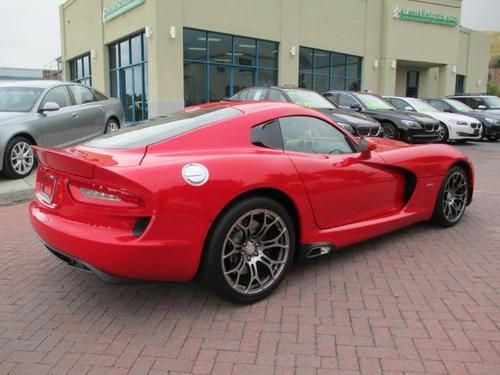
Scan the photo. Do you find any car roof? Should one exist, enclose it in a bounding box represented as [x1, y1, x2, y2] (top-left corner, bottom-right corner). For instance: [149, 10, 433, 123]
[0, 80, 72, 89]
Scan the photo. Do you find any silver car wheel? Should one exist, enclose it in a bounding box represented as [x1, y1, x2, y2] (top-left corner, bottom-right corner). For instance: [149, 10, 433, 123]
[10, 141, 34, 176]
[442, 171, 468, 223]
[437, 125, 446, 141]
[221, 209, 290, 295]
[106, 120, 120, 133]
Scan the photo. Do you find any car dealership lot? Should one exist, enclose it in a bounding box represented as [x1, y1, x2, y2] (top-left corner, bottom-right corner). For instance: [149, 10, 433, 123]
[0, 142, 499, 374]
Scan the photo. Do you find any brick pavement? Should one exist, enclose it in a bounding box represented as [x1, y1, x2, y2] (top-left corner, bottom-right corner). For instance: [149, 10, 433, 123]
[0, 142, 499, 374]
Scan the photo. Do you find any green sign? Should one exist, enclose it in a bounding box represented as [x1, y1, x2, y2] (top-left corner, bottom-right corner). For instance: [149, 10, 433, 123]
[393, 6, 458, 27]
[103, 0, 145, 23]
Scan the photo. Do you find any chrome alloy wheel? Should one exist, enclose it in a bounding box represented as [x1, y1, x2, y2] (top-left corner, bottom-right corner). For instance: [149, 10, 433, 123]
[106, 120, 120, 133]
[437, 125, 446, 141]
[10, 141, 34, 176]
[382, 124, 397, 139]
[221, 209, 290, 295]
[442, 171, 468, 223]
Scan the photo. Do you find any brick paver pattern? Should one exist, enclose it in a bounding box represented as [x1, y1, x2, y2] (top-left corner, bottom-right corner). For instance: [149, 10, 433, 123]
[0, 143, 499, 375]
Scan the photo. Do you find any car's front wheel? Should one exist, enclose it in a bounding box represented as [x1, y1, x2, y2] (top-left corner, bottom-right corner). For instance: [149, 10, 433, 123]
[2, 136, 36, 179]
[430, 166, 470, 227]
[202, 196, 295, 304]
[437, 123, 449, 142]
[381, 122, 398, 140]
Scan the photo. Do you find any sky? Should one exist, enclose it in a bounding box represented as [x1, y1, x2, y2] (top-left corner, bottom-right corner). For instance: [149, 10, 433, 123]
[0, 0, 499, 70]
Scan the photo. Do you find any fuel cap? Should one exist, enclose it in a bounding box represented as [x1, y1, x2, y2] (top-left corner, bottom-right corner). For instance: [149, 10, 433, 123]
[182, 163, 209, 186]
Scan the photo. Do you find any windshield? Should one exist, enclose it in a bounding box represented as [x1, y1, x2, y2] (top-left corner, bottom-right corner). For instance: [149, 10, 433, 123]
[444, 99, 473, 112]
[407, 98, 439, 112]
[483, 96, 500, 109]
[356, 93, 395, 110]
[85, 106, 242, 149]
[284, 89, 335, 109]
[0, 87, 43, 112]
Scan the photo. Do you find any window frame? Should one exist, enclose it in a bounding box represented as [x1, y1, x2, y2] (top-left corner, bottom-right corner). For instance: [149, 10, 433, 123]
[299, 47, 362, 93]
[69, 53, 92, 86]
[38, 85, 74, 110]
[278, 115, 357, 156]
[183, 28, 279, 106]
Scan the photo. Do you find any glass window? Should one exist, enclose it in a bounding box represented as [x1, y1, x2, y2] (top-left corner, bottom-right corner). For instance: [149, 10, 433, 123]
[93, 90, 108, 101]
[85, 107, 242, 149]
[338, 93, 359, 108]
[268, 89, 286, 102]
[41, 86, 72, 108]
[0, 87, 43, 112]
[280, 116, 353, 155]
[299, 47, 362, 93]
[183, 29, 206, 61]
[258, 40, 278, 69]
[209, 65, 231, 101]
[245, 88, 267, 100]
[184, 63, 206, 107]
[356, 93, 395, 110]
[120, 39, 130, 66]
[131, 34, 142, 64]
[235, 37, 256, 66]
[234, 67, 255, 94]
[444, 99, 472, 112]
[284, 89, 335, 109]
[69, 53, 92, 86]
[69, 85, 95, 105]
[109, 32, 148, 122]
[183, 28, 278, 105]
[209, 33, 232, 63]
[387, 97, 409, 111]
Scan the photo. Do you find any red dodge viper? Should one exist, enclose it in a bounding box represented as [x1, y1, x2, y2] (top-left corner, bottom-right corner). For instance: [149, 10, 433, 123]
[30, 101, 474, 303]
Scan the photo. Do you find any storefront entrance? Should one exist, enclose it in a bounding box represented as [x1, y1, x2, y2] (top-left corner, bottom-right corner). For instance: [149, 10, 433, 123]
[406, 71, 419, 97]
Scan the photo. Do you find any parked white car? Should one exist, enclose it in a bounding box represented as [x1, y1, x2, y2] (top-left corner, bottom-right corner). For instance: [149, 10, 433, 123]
[384, 96, 482, 142]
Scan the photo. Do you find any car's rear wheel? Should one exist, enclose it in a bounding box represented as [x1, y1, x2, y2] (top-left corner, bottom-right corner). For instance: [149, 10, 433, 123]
[202, 196, 295, 304]
[2, 136, 36, 179]
[437, 123, 449, 142]
[381, 122, 398, 140]
[430, 166, 469, 227]
[105, 118, 120, 134]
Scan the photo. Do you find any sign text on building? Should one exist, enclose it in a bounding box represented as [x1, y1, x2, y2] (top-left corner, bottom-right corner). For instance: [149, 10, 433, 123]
[103, 0, 145, 23]
[393, 6, 458, 27]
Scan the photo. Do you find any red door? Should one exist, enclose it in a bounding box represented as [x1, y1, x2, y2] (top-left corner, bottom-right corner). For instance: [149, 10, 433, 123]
[279, 115, 405, 229]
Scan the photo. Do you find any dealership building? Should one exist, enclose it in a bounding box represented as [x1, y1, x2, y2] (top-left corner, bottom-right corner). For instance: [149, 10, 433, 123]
[60, 0, 490, 123]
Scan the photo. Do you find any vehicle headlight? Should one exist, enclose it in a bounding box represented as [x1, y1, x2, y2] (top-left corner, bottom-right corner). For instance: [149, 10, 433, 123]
[401, 120, 421, 128]
[484, 117, 500, 125]
[337, 122, 354, 134]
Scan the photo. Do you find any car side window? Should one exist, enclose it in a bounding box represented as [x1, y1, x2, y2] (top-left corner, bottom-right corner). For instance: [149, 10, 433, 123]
[268, 89, 287, 102]
[338, 93, 358, 108]
[251, 120, 283, 149]
[40, 86, 72, 108]
[388, 98, 409, 111]
[325, 93, 339, 105]
[93, 89, 108, 101]
[247, 88, 266, 101]
[430, 100, 450, 112]
[69, 85, 96, 105]
[279, 116, 354, 155]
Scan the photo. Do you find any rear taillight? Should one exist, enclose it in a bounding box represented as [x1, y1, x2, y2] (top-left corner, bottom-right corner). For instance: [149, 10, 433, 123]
[68, 181, 145, 208]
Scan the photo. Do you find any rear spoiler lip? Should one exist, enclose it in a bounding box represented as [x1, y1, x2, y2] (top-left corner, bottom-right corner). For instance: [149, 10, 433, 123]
[33, 146, 95, 179]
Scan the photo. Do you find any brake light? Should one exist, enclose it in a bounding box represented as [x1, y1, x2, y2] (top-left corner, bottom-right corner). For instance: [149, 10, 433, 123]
[68, 181, 145, 208]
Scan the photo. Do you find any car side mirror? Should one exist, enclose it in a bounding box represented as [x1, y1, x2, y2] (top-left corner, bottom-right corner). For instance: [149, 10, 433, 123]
[350, 103, 362, 112]
[477, 105, 487, 110]
[40, 102, 60, 113]
[358, 137, 377, 158]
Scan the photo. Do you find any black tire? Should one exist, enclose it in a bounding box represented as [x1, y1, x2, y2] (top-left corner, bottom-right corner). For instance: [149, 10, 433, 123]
[201, 196, 296, 304]
[430, 166, 469, 227]
[381, 122, 399, 140]
[105, 118, 120, 134]
[2, 136, 36, 179]
[488, 136, 498, 142]
[437, 123, 449, 143]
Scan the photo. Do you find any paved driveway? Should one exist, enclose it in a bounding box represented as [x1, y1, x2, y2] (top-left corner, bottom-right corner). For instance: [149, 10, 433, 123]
[0, 142, 499, 375]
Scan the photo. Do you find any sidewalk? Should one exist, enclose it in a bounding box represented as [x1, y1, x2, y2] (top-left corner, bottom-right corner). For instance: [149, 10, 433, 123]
[0, 171, 36, 206]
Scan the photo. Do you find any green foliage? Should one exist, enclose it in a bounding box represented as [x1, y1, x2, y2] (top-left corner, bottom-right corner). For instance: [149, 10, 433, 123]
[487, 82, 499, 96]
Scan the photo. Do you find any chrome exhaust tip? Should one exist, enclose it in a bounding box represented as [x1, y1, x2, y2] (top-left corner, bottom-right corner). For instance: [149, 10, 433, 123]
[305, 245, 332, 259]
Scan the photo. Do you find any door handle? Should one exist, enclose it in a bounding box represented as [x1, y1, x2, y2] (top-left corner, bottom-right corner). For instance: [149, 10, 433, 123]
[99, 107, 104, 111]
[72, 112, 79, 118]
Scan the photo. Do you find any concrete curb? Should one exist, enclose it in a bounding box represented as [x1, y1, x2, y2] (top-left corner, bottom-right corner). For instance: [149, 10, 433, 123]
[0, 172, 36, 207]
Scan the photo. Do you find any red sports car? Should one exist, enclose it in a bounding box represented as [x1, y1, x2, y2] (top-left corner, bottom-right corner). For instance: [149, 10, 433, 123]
[30, 101, 474, 304]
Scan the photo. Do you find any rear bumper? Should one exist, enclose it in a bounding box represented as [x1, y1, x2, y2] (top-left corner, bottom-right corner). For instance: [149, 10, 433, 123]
[30, 201, 204, 282]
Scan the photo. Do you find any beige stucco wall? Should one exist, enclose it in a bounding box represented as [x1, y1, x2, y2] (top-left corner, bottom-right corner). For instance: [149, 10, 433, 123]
[60, 0, 490, 118]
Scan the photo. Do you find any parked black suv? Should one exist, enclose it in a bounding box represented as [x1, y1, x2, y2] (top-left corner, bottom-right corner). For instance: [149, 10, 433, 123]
[230, 87, 382, 137]
[424, 98, 500, 141]
[323, 91, 441, 143]
[447, 95, 500, 115]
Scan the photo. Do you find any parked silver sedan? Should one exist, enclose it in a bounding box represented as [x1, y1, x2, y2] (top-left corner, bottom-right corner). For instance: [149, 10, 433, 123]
[0, 80, 124, 179]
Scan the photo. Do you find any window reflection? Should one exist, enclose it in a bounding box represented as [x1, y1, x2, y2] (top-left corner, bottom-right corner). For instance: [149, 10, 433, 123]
[69, 53, 92, 86]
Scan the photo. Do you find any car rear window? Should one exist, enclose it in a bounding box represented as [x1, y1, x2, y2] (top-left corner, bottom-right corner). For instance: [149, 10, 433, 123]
[84, 106, 242, 149]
